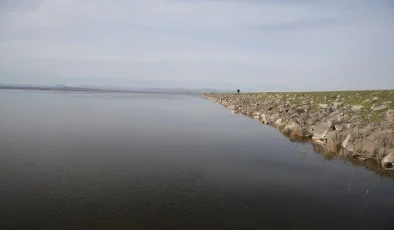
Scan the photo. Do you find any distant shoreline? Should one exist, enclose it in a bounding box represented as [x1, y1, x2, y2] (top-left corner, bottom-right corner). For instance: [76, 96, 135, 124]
[205, 90, 394, 172]
[0, 86, 212, 95]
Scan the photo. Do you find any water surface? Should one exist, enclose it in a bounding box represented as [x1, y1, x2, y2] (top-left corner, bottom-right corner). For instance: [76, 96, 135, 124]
[0, 90, 393, 230]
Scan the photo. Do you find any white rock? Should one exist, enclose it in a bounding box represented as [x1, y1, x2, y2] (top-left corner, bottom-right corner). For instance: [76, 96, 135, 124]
[313, 121, 333, 140]
[333, 102, 343, 109]
[382, 152, 394, 171]
[260, 114, 268, 124]
[373, 105, 389, 112]
[275, 118, 283, 126]
[342, 134, 354, 152]
[351, 105, 364, 111]
[319, 104, 328, 109]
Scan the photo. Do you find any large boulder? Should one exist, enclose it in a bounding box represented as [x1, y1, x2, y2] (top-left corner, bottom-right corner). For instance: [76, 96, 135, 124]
[372, 105, 389, 112]
[351, 105, 364, 111]
[332, 102, 343, 109]
[275, 118, 284, 127]
[319, 104, 328, 109]
[313, 121, 334, 140]
[382, 152, 394, 171]
[341, 134, 353, 152]
[260, 114, 268, 124]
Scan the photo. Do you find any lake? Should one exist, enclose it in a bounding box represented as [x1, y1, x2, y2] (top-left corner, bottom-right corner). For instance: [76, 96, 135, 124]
[0, 90, 393, 230]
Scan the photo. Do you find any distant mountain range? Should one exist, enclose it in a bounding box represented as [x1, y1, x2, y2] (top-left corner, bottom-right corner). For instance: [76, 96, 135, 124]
[0, 84, 222, 94]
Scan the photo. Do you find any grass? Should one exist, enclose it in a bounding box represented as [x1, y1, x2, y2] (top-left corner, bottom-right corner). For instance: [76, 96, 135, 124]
[238, 90, 394, 123]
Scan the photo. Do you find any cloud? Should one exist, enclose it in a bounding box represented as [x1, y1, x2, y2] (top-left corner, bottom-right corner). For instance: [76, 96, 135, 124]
[0, 0, 393, 90]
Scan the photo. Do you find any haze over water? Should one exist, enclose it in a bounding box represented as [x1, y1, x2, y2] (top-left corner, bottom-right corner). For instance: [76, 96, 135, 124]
[0, 90, 393, 230]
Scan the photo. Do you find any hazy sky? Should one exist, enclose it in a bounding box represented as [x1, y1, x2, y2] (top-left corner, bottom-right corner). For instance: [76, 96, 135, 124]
[0, 0, 393, 91]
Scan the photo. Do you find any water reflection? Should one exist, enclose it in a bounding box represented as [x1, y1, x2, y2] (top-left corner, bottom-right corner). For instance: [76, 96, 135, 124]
[0, 90, 393, 230]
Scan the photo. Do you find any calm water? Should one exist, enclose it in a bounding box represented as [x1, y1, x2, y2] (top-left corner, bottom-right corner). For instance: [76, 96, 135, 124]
[0, 90, 393, 230]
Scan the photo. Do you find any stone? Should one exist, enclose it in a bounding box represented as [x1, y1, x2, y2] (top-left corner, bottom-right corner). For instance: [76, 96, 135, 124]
[307, 125, 315, 135]
[313, 121, 334, 140]
[319, 104, 328, 109]
[382, 101, 392, 105]
[334, 125, 345, 131]
[372, 105, 389, 112]
[275, 118, 283, 127]
[351, 105, 364, 111]
[341, 134, 354, 152]
[362, 99, 370, 104]
[372, 97, 379, 101]
[333, 102, 343, 108]
[382, 152, 394, 171]
[295, 107, 305, 113]
[291, 113, 299, 118]
[354, 156, 366, 161]
[370, 104, 375, 111]
[296, 118, 304, 125]
[260, 114, 268, 124]
[386, 112, 394, 123]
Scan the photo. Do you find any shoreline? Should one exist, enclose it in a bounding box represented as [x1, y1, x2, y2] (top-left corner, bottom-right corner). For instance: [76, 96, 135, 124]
[204, 90, 394, 172]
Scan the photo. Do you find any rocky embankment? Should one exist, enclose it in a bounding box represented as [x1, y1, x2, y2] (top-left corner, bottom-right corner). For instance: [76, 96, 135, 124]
[205, 90, 394, 171]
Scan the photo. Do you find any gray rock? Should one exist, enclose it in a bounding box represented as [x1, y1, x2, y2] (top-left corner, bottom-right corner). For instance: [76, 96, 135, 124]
[334, 125, 345, 131]
[372, 97, 379, 101]
[382, 101, 392, 105]
[382, 152, 394, 171]
[362, 99, 370, 104]
[351, 105, 364, 111]
[291, 113, 299, 118]
[372, 105, 389, 112]
[260, 114, 268, 124]
[386, 112, 394, 123]
[296, 118, 304, 125]
[319, 104, 328, 109]
[313, 121, 334, 140]
[295, 107, 305, 113]
[341, 134, 354, 152]
[333, 102, 343, 108]
[307, 126, 315, 136]
[275, 118, 283, 127]
[370, 104, 376, 111]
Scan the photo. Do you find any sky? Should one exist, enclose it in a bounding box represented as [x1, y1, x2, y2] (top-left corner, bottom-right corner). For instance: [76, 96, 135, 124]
[0, 0, 393, 91]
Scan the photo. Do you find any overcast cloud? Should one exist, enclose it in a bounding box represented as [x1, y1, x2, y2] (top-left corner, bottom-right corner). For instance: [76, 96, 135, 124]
[0, 0, 393, 91]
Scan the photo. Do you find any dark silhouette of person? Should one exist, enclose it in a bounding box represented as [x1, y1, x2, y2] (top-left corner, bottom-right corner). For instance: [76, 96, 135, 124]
[237, 89, 240, 93]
